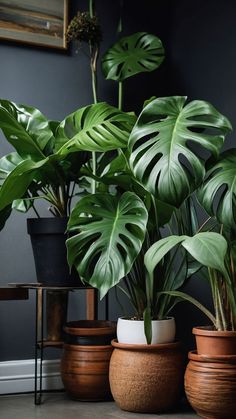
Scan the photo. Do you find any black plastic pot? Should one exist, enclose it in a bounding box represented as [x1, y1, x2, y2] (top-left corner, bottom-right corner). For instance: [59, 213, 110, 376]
[27, 217, 84, 287]
[64, 320, 117, 346]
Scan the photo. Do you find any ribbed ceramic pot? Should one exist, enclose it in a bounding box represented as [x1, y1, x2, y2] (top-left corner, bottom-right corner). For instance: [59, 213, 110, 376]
[117, 317, 176, 344]
[61, 320, 116, 401]
[109, 339, 184, 413]
[185, 350, 236, 419]
[193, 326, 236, 356]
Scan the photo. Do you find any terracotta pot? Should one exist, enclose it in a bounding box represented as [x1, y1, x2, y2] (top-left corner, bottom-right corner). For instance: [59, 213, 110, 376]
[193, 326, 236, 356]
[61, 320, 116, 401]
[109, 339, 184, 413]
[117, 317, 176, 344]
[185, 350, 236, 419]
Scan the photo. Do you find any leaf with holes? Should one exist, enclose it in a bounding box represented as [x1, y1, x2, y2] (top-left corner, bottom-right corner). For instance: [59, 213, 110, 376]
[102, 32, 164, 82]
[55, 102, 135, 154]
[129, 96, 231, 207]
[198, 149, 236, 230]
[67, 192, 148, 298]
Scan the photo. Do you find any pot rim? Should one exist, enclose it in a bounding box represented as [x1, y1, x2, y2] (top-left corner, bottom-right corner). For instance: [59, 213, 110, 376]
[118, 316, 175, 322]
[188, 349, 236, 363]
[63, 343, 113, 350]
[193, 326, 236, 338]
[64, 320, 116, 336]
[111, 338, 181, 351]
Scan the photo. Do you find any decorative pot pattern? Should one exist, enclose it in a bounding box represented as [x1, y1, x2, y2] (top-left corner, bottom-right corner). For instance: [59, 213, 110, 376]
[117, 317, 176, 344]
[193, 326, 236, 356]
[109, 339, 184, 413]
[185, 350, 236, 419]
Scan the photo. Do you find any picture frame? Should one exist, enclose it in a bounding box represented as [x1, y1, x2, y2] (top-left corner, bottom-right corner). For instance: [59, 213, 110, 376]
[0, 0, 68, 49]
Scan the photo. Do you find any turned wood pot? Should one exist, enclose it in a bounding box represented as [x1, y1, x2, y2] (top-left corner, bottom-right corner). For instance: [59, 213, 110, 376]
[109, 339, 184, 413]
[193, 326, 236, 356]
[185, 350, 236, 419]
[61, 320, 116, 401]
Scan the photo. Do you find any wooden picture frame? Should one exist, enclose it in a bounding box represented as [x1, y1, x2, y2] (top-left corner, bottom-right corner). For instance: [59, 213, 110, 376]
[0, 0, 68, 49]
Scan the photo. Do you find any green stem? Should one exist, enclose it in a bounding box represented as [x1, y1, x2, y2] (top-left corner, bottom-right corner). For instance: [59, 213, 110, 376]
[32, 203, 40, 218]
[89, 0, 94, 18]
[92, 151, 97, 194]
[118, 81, 123, 110]
[216, 281, 227, 330]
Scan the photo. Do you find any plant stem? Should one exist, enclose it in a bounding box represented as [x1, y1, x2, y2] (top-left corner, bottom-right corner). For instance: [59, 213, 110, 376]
[118, 81, 123, 110]
[32, 203, 40, 218]
[89, 0, 94, 18]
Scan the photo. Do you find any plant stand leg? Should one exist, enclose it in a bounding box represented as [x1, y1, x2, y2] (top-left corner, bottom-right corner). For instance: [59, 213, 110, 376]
[86, 289, 98, 320]
[34, 288, 44, 405]
[46, 291, 68, 341]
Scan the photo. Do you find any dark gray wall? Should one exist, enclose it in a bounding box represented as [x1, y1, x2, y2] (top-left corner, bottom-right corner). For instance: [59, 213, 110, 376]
[0, 0, 235, 360]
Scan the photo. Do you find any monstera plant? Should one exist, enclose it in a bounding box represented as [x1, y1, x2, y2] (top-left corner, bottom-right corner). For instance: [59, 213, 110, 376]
[66, 95, 232, 342]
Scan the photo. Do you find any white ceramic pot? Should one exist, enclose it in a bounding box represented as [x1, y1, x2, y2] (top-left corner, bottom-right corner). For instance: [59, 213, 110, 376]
[117, 317, 176, 345]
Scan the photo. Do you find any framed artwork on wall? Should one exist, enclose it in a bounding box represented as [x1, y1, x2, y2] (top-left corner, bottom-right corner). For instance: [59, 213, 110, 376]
[0, 0, 68, 49]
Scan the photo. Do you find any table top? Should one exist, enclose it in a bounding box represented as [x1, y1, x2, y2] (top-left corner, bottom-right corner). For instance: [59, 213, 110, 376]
[8, 282, 91, 290]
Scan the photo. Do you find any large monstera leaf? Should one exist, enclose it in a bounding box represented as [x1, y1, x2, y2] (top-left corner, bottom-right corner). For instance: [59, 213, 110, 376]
[198, 149, 236, 229]
[67, 192, 148, 298]
[102, 32, 164, 82]
[0, 100, 54, 160]
[55, 102, 135, 154]
[129, 96, 231, 207]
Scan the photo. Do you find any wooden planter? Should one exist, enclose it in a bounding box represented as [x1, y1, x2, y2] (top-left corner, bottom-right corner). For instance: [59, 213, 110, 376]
[185, 350, 236, 419]
[61, 320, 116, 401]
[109, 339, 184, 413]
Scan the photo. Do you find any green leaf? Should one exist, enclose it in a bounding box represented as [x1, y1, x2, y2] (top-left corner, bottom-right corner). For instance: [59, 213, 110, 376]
[144, 235, 187, 278]
[129, 96, 231, 207]
[0, 152, 23, 179]
[0, 158, 48, 211]
[144, 307, 152, 344]
[67, 192, 148, 298]
[55, 103, 135, 154]
[182, 232, 228, 277]
[158, 290, 216, 327]
[0, 100, 54, 160]
[0, 204, 12, 231]
[12, 198, 32, 213]
[198, 149, 236, 230]
[102, 32, 164, 82]
[145, 232, 229, 290]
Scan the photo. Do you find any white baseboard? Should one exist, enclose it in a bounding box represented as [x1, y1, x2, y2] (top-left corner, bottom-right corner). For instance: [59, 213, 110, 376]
[0, 359, 63, 394]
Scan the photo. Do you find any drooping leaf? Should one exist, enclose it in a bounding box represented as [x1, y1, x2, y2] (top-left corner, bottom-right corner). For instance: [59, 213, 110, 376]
[158, 290, 216, 327]
[55, 102, 135, 154]
[144, 235, 187, 279]
[12, 198, 33, 213]
[145, 232, 229, 289]
[102, 32, 164, 82]
[0, 100, 54, 160]
[0, 204, 12, 231]
[198, 149, 236, 230]
[0, 158, 48, 211]
[182, 232, 228, 278]
[129, 96, 231, 207]
[67, 192, 148, 298]
[0, 152, 23, 179]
